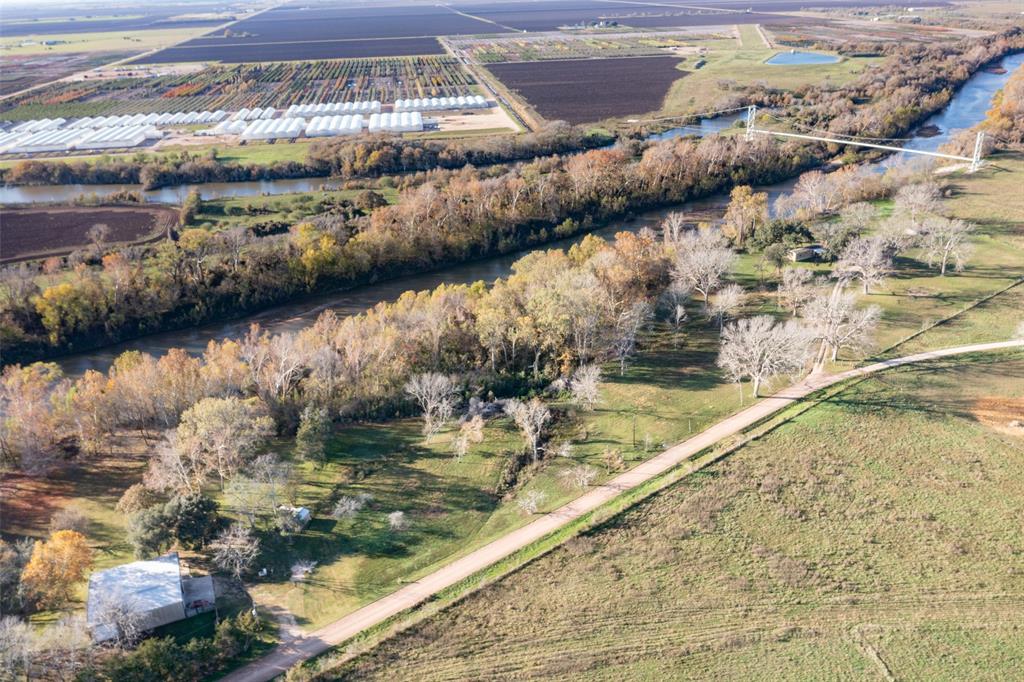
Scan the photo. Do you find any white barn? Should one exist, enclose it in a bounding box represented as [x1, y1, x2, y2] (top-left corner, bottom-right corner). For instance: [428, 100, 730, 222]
[86, 552, 214, 643]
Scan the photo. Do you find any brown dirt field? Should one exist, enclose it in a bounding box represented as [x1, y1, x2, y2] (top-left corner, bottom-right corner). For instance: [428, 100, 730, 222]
[971, 397, 1024, 437]
[0, 204, 176, 263]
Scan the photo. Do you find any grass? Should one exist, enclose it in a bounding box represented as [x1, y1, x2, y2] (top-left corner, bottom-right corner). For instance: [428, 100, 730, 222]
[193, 188, 399, 231]
[660, 41, 880, 117]
[325, 351, 1024, 680]
[0, 27, 209, 56]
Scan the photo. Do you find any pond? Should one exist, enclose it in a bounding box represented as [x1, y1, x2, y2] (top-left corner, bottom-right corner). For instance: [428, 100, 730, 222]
[765, 51, 841, 66]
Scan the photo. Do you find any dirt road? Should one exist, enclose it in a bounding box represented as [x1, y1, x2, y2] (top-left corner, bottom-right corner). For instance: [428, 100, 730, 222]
[221, 339, 1024, 682]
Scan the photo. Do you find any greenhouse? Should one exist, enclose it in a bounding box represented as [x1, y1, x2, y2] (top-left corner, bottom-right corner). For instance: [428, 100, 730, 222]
[394, 95, 488, 112]
[240, 117, 307, 140]
[304, 114, 364, 137]
[367, 111, 423, 133]
[286, 100, 381, 117]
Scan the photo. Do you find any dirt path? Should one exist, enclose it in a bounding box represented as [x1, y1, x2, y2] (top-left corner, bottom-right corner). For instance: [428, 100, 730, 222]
[221, 339, 1024, 682]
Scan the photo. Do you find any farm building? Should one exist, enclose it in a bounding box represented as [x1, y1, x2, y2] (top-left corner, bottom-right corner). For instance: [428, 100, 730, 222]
[279, 505, 312, 531]
[788, 245, 828, 262]
[240, 117, 307, 140]
[394, 95, 488, 112]
[86, 552, 215, 643]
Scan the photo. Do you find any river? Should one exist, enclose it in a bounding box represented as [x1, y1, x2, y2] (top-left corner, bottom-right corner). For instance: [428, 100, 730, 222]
[27, 51, 1023, 377]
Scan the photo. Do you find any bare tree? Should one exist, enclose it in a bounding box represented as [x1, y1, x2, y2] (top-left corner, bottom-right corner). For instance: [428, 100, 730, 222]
[0, 616, 30, 676]
[836, 237, 892, 294]
[894, 182, 942, 231]
[387, 511, 408, 532]
[717, 316, 813, 398]
[569, 364, 601, 410]
[87, 223, 111, 254]
[777, 268, 819, 314]
[451, 415, 485, 461]
[659, 281, 691, 332]
[517, 490, 547, 515]
[708, 283, 745, 330]
[88, 589, 145, 648]
[660, 212, 687, 246]
[612, 300, 652, 374]
[404, 373, 458, 439]
[802, 290, 881, 362]
[921, 216, 974, 275]
[505, 397, 551, 462]
[560, 464, 598, 490]
[671, 228, 736, 307]
[331, 493, 372, 520]
[210, 523, 260, 580]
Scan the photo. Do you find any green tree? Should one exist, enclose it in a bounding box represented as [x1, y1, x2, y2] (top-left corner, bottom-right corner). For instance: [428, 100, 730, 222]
[179, 188, 202, 226]
[163, 494, 220, 549]
[126, 507, 171, 559]
[294, 405, 331, 465]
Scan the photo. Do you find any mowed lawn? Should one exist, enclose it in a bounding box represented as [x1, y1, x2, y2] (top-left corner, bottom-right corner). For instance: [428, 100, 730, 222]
[330, 351, 1024, 680]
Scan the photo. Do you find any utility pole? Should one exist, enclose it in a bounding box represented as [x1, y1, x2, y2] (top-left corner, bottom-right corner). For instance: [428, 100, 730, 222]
[745, 105, 757, 141]
[970, 131, 985, 172]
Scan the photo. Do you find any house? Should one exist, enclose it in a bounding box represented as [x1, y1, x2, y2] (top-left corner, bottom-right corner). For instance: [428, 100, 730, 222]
[86, 552, 215, 643]
[788, 245, 827, 262]
[279, 505, 312, 532]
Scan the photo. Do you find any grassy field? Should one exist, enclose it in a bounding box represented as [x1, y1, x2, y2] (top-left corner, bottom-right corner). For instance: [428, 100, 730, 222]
[193, 187, 399, 231]
[660, 38, 880, 117]
[0, 27, 210, 56]
[329, 350, 1024, 680]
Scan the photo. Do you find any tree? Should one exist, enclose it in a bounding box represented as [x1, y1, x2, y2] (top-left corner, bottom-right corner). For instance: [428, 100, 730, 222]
[387, 511, 409, 532]
[505, 398, 552, 462]
[295, 405, 330, 465]
[721, 185, 769, 248]
[612, 300, 652, 374]
[176, 397, 276, 489]
[0, 539, 33, 614]
[179, 188, 202, 226]
[0, 616, 30, 676]
[19, 531, 93, 609]
[836, 237, 892, 294]
[559, 464, 597, 490]
[894, 182, 941, 231]
[717, 316, 812, 398]
[331, 494, 372, 520]
[210, 524, 260, 580]
[49, 508, 90, 536]
[86, 223, 111, 255]
[451, 415, 485, 462]
[404, 373, 458, 439]
[802, 290, 881, 363]
[163, 494, 220, 549]
[517, 490, 547, 515]
[671, 228, 736, 307]
[708, 283, 744, 330]
[127, 507, 172, 558]
[569, 364, 601, 410]
[88, 589, 145, 648]
[921, 216, 974, 275]
[0, 363, 65, 475]
[116, 483, 160, 515]
[777, 268, 818, 314]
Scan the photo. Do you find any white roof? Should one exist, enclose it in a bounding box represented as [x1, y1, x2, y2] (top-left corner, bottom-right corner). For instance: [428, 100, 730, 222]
[86, 553, 183, 631]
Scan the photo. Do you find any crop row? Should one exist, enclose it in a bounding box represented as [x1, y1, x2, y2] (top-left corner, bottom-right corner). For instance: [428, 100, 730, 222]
[0, 57, 476, 121]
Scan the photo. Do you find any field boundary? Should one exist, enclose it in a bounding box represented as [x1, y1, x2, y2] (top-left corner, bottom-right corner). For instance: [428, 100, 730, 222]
[223, 340, 1024, 682]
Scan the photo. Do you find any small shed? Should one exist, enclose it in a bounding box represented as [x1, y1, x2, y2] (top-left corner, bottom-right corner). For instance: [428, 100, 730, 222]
[279, 505, 312, 531]
[788, 245, 827, 262]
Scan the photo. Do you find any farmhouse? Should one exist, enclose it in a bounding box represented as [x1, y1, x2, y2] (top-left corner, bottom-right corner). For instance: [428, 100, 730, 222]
[86, 552, 215, 643]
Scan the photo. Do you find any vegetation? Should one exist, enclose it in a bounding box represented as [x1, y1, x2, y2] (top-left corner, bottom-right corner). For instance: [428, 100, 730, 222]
[320, 352, 1024, 680]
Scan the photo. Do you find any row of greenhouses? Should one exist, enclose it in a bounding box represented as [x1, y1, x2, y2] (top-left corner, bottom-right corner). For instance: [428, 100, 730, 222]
[305, 115, 365, 137]
[393, 95, 488, 112]
[231, 107, 278, 122]
[286, 101, 382, 117]
[0, 125, 161, 154]
[368, 112, 424, 132]
[239, 117, 307, 141]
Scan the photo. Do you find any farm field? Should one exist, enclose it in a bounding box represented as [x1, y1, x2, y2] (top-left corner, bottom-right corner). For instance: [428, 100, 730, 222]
[0, 204, 177, 263]
[0, 26, 218, 57]
[487, 55, 685, 124]
[327, 350, 1024, 681]
[134, 36, 446, 64]
[0, 56, 477, 120]
[450, 30, 723, 62]
[0, 4, 236, 37]
[0, 52, 127, 96]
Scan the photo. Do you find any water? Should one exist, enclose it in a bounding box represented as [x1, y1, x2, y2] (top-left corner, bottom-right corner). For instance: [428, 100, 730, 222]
[21, 51, 1021, 377]
[765, 51, 841, 65]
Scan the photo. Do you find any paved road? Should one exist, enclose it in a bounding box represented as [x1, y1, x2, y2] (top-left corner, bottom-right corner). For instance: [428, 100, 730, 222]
[222, 339, 1023, 682]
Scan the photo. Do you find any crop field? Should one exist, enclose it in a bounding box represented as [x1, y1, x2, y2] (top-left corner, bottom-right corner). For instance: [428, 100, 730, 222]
[330, 351, 1024, 681]
[0, 52, 127, 96]
[0, 205, 177, 263]
[0, 10, 227, 37]
[450, 30, 724, 63]
[0, 56, 476, 120]
[134, 2, 505, 64]
[134, 36, 445, 64]
[0, 26, 212, 58]
[766, 18, 974, 49]
[488, 55, 684, 124]
[456, 0, 801, 32]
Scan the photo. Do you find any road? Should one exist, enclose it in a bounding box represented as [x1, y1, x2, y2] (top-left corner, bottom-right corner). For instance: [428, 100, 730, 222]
[222, 339, 1024, 682]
